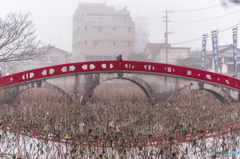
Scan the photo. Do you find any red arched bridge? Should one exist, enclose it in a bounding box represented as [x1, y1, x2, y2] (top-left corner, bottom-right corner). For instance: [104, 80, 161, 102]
[0, 59, 239, 104]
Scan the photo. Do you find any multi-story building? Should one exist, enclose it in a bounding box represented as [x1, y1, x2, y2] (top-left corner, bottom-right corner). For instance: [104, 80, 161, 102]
[72, 3, 135, 62]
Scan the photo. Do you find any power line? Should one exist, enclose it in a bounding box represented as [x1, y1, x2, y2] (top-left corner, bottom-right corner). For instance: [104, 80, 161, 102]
[172, 37, 202, 45]
[172, 9, 240, 23]
[219, 23, 240, 32]
[219, 36, 233, 43]
[159, 39, 165, 43]
[134, 17, 163, 20]
[171, 23, 240, 45]
[172, 1, 234, 12]
[163, 8, 174, 64]
[137, 18, 161, 30]
[173, 4, 221, 12]
[137, 12, 164, 30]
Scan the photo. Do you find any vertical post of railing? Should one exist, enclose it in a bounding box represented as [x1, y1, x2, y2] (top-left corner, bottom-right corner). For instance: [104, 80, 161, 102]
[232, 131, 236, 159]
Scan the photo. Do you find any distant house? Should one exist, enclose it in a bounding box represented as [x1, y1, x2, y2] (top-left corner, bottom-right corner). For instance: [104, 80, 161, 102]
[143, 43, 191, 64]
[206, 44, 240, 74]
[188, 50, 201, 57]
[21, 46, 71, 72]
[186, 50, 202, 69]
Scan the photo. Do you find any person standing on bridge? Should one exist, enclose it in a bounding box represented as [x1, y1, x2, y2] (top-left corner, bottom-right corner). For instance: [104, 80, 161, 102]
[117, 54, 122, 60]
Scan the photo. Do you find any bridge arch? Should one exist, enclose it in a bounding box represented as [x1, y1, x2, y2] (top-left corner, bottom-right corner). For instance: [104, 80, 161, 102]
[10, 81, 72, 102]
[202, 89, 227, 103]
[81, 73, 157, 104]
[167, 83, 233, 103]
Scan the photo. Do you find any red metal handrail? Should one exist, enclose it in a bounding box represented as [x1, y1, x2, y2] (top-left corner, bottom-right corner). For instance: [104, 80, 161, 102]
[0, 59, 239, 90]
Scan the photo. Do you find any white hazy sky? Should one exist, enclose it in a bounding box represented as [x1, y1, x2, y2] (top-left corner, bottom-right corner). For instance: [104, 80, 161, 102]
[0, 0, 240, 52]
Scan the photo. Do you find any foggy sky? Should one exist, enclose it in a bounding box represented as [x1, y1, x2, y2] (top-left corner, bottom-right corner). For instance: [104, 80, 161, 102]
[0, 0, 239, 52]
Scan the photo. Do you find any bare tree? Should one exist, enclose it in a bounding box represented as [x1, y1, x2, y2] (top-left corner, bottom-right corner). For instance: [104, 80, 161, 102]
[0, 12, 52, 64]
[0, 61, 26, 74]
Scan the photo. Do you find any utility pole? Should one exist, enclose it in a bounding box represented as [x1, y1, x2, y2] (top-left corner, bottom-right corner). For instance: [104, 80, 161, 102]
[163, 7, 174, 64]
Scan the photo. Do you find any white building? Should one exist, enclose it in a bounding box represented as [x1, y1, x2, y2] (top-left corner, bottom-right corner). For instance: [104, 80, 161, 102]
[72, 3, 135, 62]
[4, 47, 70, 75]
[206, 44, 240, 75]
[144, 43, 191, 64]
[21, 47, 70, 71]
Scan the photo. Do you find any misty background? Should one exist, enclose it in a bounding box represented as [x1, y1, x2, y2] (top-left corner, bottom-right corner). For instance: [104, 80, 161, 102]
[0, 0, 239, 52]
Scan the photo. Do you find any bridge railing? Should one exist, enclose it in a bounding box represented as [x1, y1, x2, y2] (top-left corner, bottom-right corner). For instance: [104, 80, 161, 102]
[122, 60, 240, 90]
[0, 60, 121, 87]
[0, 59, 240, 90]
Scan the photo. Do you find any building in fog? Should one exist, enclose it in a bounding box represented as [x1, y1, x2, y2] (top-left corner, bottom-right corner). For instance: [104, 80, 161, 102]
[144, 43, 191, 64]
[206, 44, 240, 74]
[134, 16, 150, 53]
[72, 3, 135, 62]
[20, 47, 70, 72]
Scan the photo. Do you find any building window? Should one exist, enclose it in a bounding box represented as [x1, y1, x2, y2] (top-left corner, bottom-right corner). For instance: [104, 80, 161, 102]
[104, 56, 116, 60]
[84, 41, 87, 45]
[128, 41, 132, 47]
[128, 27, 133, 33]
[95, 56, 104, 61]
[123, 16, 127, 22]
[85, 55, 116, 61]
[85, 26, 88, 30]
[113, 41, 116, 45]
[39, 57, 48, 63]
[50, 57, 60, 63]
[85, 55, 94, 61]
[113, 27, 116, 31]
[93, 26, 102, 32]
[93, 41, 102, 46]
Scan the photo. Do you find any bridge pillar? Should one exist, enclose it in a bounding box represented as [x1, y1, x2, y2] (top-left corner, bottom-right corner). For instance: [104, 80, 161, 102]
[36, 80, 42, 88]
[118, 72, 123, 79]
[198, 83, 204, 89]
[31, 82, 34, 88]
[174, 78, 180, 91]
[74, 74, 80, 99]
[196, 83, 231, 103]
[3, 80, 72, 107]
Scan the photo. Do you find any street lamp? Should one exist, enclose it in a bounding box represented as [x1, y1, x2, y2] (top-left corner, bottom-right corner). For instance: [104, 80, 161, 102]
[219, 61, 223, 74]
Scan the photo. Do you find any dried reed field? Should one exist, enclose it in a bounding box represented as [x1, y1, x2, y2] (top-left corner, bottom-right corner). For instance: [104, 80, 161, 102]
[0, 80, 240, 158]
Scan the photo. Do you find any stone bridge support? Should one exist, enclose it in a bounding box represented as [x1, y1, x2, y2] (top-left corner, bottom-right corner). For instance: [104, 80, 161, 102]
[1, 80, 72, 105]
[2, 72, 239, 106]
[194, 83, 235, 103]
[166, 82, 237, 103]
[81, 73, 157, 104]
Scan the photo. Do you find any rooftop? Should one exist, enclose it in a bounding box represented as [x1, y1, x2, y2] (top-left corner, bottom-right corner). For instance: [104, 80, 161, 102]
[77, 3, 115, 11]
[144, 43, 191, 58]
[206, 44, 240, 55]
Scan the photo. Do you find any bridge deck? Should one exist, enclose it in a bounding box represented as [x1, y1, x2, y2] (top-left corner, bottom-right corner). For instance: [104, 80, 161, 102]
[0, 59, 239, 91]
